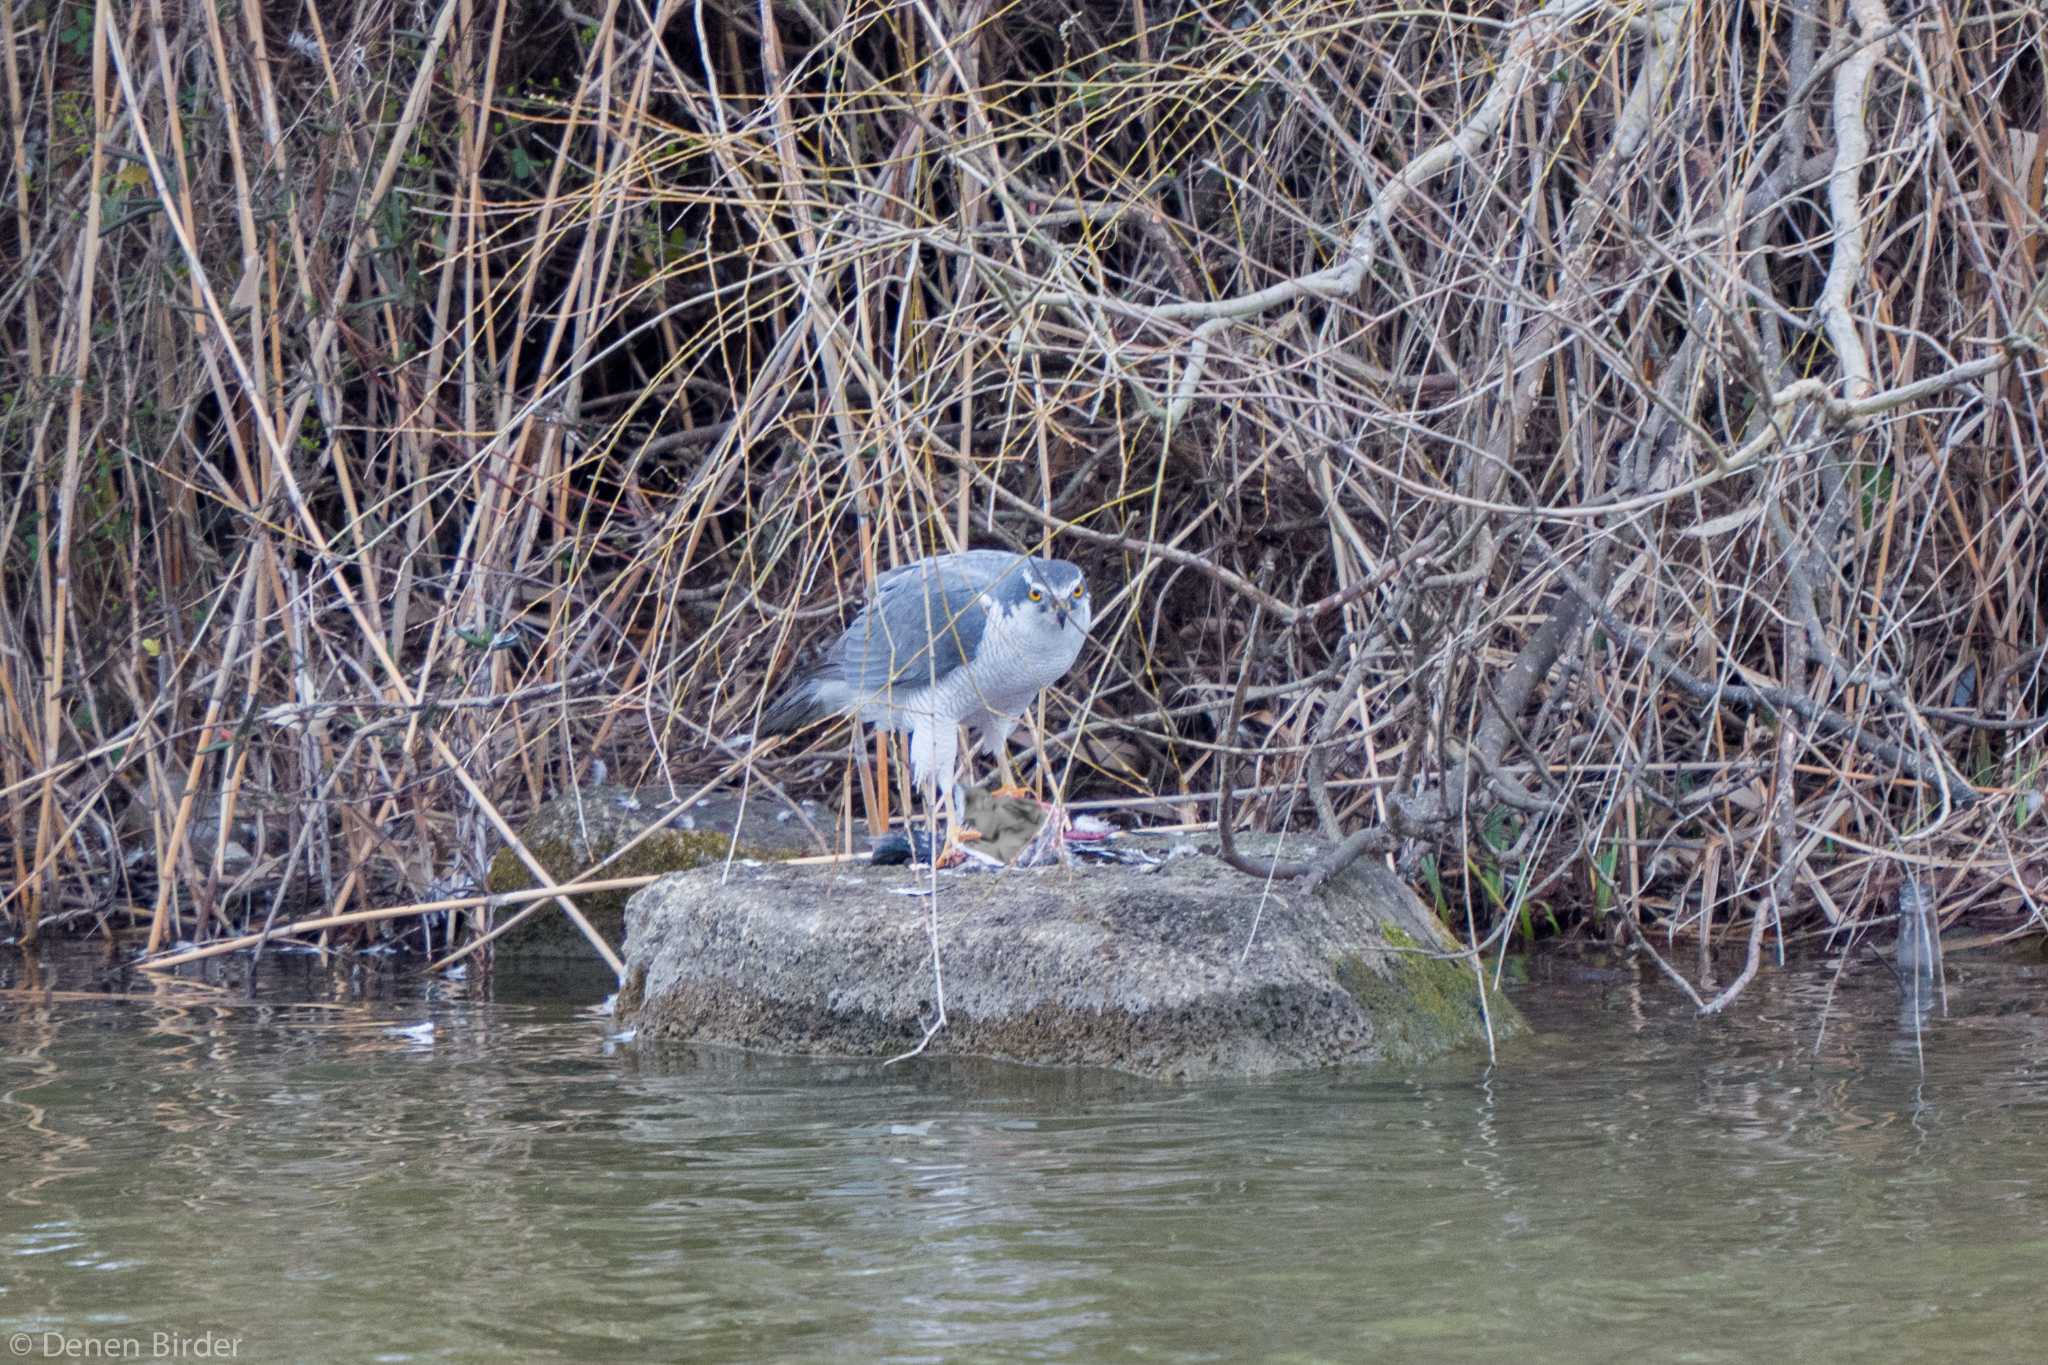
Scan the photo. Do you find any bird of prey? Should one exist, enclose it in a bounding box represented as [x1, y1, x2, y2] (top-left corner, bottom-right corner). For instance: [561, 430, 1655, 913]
[756, 549, 1092, 839]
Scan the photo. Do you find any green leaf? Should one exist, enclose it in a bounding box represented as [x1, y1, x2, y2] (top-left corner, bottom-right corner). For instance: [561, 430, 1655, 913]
[1593, 839, 1620, 914]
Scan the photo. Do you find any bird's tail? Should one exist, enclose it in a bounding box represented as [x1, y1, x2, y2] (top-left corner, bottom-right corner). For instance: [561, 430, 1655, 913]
[752, 673, 850, 737]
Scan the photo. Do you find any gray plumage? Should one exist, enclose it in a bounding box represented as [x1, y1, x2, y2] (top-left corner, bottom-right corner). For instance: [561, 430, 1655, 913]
[757, 549, 1092, 816]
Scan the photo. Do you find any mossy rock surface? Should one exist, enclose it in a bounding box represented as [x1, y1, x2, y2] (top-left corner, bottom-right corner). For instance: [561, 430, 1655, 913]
[486, 786, 822, 956]
[618, 834, 1526, 1079]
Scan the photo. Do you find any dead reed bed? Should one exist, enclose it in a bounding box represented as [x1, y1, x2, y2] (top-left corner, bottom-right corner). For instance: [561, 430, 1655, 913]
[2, 0, 2044, 1001]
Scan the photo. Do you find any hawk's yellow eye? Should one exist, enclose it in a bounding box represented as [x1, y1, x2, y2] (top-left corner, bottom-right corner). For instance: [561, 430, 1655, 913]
[1072, 584, 1084, 597]
[1028, 588, 1043, 602]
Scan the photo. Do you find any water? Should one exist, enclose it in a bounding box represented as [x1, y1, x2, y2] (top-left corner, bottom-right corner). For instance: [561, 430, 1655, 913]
[3, 943, 2045, 1363]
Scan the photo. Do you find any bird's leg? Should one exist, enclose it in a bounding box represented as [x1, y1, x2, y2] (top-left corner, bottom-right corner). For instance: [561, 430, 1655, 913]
[907, 721, 977, 865]
[989, 720, 1033, 801]
[937, 759, 982, 865]
[909, 775, 978, 867]
[992, 741, 1022, 796]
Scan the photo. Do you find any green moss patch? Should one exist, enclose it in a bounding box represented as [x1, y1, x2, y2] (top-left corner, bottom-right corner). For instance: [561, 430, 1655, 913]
[1331, 925, 1523, 1064]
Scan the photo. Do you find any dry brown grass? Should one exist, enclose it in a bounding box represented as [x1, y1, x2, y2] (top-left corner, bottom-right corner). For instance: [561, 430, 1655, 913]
[2, 0, 2044, 1000]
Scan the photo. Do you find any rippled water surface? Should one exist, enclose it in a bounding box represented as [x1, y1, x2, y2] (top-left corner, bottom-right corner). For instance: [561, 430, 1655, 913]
[4, 942, 2045, 1363]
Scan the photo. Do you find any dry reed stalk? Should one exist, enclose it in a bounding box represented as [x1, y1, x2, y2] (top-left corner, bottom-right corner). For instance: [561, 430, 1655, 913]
[0, 0, 2042, 1011]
